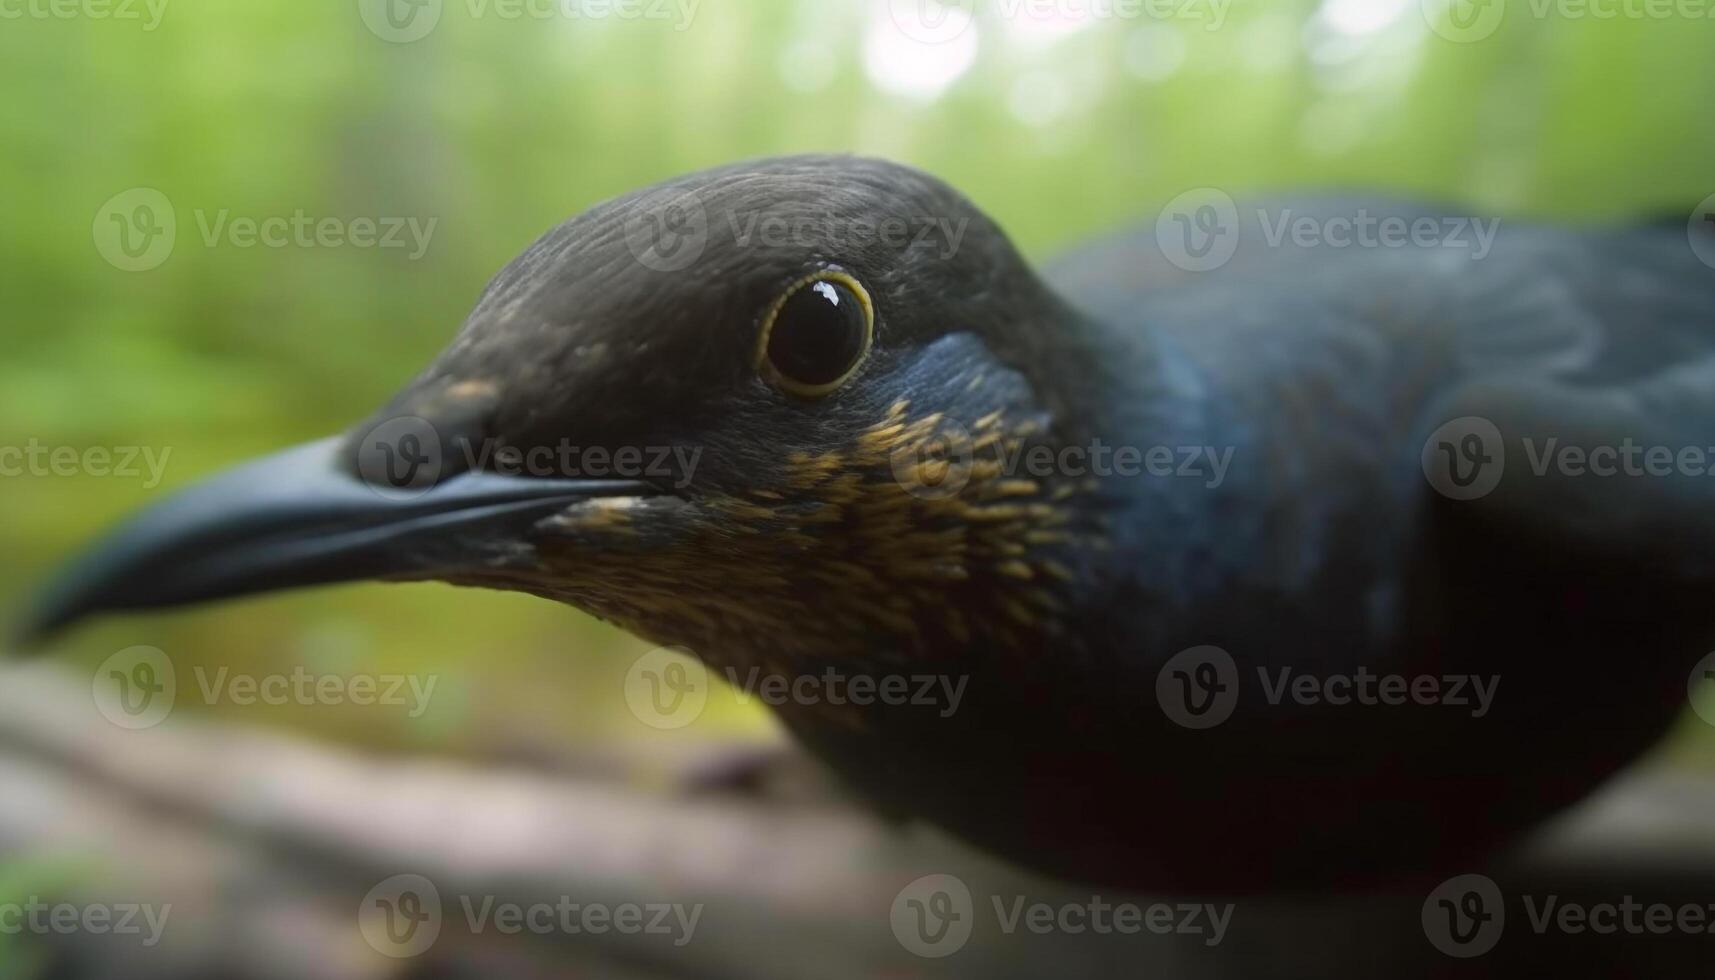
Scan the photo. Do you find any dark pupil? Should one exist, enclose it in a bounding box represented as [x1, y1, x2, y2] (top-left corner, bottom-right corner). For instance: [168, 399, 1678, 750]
[768, 280, 866, 387]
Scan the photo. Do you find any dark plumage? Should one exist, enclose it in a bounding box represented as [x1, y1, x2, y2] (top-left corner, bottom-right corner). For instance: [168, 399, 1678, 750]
[20, 155, 1715, 893]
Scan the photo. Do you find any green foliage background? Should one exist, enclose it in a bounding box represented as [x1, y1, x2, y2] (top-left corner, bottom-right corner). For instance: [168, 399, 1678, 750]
[1, 0, 1713, 765]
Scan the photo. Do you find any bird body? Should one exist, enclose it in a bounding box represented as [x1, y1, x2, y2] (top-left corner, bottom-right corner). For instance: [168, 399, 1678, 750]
[24, 157, 1715, 893]
[789, 197, 1715, 891]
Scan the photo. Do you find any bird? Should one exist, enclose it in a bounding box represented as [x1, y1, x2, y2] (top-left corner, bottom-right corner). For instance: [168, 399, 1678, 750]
[17, 154, 1715, 894]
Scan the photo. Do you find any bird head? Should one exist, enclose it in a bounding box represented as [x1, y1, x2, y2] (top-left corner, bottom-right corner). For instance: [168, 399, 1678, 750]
[23, 156, 1126, 670]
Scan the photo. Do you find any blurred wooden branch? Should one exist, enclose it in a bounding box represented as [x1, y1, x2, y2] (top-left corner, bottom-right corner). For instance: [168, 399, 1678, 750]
[0, 662, 1713, 980]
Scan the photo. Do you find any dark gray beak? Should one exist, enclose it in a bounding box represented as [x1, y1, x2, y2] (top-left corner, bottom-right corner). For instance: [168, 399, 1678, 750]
[14, 435, 651, 645]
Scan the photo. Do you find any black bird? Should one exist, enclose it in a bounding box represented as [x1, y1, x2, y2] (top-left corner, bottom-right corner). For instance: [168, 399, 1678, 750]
[19, 156, 1715, 893]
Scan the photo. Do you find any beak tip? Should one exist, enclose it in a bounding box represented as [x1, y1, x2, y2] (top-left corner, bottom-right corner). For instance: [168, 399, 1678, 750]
[8, 433, 654, 659]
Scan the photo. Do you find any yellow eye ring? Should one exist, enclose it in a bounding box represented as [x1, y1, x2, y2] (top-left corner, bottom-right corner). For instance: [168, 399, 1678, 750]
[754, 270, 875, 398]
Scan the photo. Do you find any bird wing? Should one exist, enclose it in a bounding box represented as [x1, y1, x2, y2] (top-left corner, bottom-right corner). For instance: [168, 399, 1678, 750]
[1054, 198, 1715, 582]
[1413, 219, 1715, 575]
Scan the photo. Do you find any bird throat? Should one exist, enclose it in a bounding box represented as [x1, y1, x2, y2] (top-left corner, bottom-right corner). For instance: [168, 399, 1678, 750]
[477, 397, 1109, 675]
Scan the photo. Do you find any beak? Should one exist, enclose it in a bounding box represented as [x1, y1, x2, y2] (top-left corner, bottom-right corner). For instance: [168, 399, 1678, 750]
[14, 435, 652, 646]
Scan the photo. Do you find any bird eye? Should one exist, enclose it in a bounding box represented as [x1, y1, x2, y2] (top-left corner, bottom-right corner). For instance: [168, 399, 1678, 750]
[755, 271, 874, 397]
